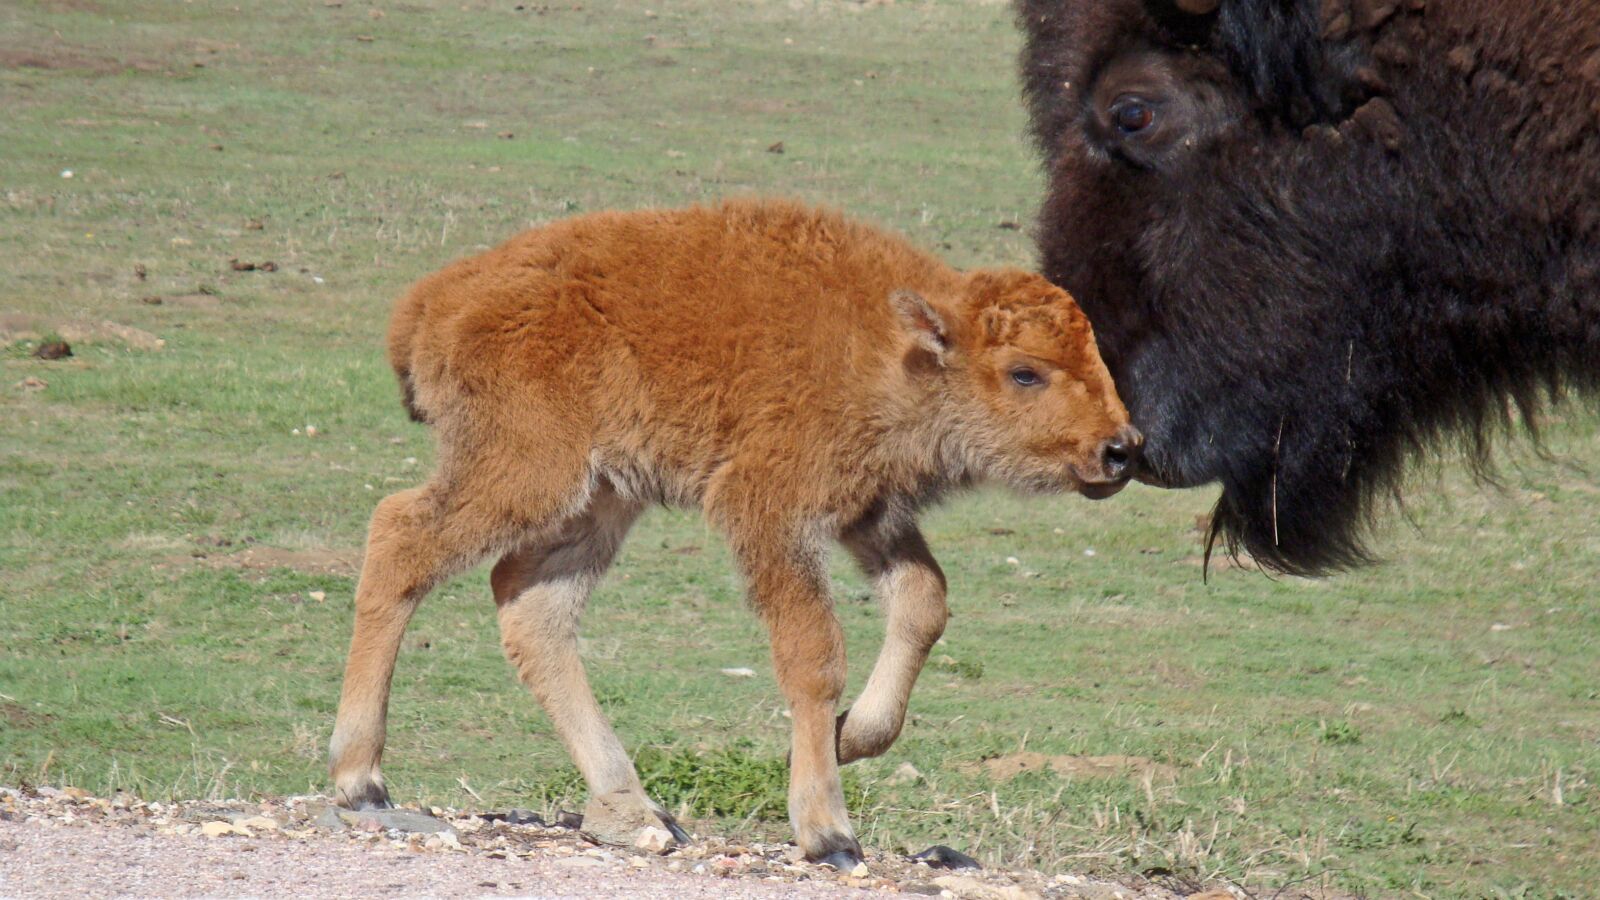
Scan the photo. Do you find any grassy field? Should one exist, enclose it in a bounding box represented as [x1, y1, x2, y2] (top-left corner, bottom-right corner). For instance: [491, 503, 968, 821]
[2, 1, 1597, 896]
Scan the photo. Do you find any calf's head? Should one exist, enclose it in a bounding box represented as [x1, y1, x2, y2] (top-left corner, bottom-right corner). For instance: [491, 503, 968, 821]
[894, 269, 1140, 498]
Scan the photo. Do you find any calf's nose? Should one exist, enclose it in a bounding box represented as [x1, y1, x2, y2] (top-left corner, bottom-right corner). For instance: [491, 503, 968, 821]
[1099, 425, 1143, 481]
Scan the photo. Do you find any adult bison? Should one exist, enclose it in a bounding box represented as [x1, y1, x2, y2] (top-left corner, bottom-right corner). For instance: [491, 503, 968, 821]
[1018, 0, 1600, 573]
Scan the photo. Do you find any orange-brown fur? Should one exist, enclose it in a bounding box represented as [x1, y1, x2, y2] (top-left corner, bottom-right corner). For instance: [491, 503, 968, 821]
[331, 198, 1135, 864]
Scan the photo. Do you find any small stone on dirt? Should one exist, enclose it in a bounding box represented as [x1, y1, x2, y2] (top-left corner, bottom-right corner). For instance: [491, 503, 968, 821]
[201, 821, 249, 838]
[633, 825, 676, 854]
[317, 806, 456, 836]
[885, 762, 923, 786]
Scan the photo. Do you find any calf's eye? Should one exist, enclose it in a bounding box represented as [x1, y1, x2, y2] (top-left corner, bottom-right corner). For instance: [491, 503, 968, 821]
[1111, 97, 1156, 135]
[1010, 368, 1042, 387]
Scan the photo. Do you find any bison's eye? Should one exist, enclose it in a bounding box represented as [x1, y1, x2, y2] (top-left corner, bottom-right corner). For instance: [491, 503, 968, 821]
[1009, 367, 1042, 387]
[1111, 97, 1156, 135]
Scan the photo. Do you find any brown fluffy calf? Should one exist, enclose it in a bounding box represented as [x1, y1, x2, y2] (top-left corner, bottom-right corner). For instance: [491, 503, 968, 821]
[329, 198, 1138, 867]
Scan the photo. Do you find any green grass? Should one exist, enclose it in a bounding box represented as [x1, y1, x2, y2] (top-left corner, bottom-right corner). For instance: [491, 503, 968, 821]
[2, 1, 1597, 896]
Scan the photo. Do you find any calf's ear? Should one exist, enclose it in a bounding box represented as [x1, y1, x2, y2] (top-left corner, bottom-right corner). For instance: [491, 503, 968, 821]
[890, 289, 950, 366]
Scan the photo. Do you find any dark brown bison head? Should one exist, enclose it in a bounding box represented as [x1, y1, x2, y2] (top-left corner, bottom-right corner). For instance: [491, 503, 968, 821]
[1019, 0, 1600, 574]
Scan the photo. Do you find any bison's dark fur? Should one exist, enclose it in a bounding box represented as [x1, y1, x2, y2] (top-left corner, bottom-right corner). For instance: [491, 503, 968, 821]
[1019, 0, 1600, 574]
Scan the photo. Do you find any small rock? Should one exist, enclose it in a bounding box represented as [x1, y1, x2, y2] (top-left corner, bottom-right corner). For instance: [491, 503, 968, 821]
[17, 376, 46, 390]
[633, 825, 675, 854]
[719, 667, 756, 678]
[308, 591, 327, 602]
[885, 762, 923, 786]
[201, 821, 247, 838]
[233, 815, 280, 831]
[849, 861, 870, 878]
[32, 341, 72, 360]
[479, 808, 544, 826]
[904, 884, 943, 896]
[316, 806, 456, 836]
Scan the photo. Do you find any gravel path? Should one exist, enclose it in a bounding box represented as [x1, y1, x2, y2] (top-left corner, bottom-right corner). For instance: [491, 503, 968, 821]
[0, 786, 1211, 899]
[0, 816, 864, 899]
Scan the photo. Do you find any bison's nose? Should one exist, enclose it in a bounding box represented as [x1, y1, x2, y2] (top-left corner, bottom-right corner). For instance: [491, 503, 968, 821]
[1100, 425, 1143, 481]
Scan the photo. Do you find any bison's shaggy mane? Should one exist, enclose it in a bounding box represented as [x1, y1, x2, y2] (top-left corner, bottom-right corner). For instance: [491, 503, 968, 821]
[1019, 0, 1600, 574]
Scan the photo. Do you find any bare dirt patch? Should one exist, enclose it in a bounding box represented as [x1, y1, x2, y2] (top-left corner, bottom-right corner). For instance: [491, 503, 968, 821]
[164, 545, 362, 577]
[1, 701, 53, 728]
[149, 292, 224, 309]
[0, 315, 164, 351]
[961, 752, 1178, 783]
[0, 46, 164, 75]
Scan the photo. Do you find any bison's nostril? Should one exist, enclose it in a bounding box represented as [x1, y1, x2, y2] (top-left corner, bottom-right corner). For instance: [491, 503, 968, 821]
[1100, 426, 1144, 479]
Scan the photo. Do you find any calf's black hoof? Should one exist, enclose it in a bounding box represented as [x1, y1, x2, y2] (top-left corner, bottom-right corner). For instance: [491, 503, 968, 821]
[911, 844, 980, 870]
[341, 783, 394, 811]
[657, 812, 692, 845]
[816, 849, 865, 871]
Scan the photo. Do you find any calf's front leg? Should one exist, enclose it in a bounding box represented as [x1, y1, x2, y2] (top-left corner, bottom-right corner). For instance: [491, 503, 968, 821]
[740, 542, 862, 868]
[837, 523, 948, 763]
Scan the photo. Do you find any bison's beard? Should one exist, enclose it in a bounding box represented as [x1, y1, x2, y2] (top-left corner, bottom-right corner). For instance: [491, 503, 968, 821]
[1116, 336, 1399, 577]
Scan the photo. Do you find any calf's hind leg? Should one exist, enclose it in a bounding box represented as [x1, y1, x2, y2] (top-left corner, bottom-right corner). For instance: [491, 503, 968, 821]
[329, 458, 587, 810]
[836, 522, 948, 764]
[492, 487, 689, 842]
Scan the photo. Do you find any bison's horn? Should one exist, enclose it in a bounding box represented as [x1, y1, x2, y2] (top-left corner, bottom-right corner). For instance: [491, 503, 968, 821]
[1174, 0, 1220, 14]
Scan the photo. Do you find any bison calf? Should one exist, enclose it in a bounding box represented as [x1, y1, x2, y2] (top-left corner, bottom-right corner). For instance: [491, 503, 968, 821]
[328, 198, 1138, 866]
